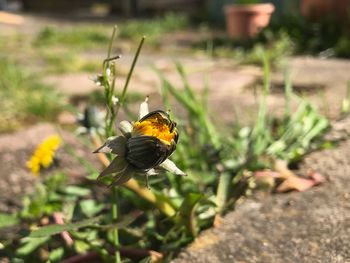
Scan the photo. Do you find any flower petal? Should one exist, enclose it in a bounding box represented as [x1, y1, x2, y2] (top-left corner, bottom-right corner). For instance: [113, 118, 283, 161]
[119, 121, 133, 137]
[139, 96, 149, 119]
[97, 156, 128, 179]
[93, 136, 126, 156]
[109, 164, 135, 186]
[159, 159, 186, 176]
[146, 168, 158, 176]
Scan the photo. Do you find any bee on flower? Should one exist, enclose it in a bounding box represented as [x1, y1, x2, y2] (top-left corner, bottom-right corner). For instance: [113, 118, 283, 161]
[94, 97, 185, 188]
[26, 135, 62, 175]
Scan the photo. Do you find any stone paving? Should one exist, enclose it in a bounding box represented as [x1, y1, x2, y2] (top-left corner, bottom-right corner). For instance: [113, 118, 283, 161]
[173, 116, 350, 263]
[46, 54, 350, 123]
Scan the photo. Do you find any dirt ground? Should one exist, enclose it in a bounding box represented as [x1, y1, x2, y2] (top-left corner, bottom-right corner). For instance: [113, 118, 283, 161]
[0, 124, 102, 213]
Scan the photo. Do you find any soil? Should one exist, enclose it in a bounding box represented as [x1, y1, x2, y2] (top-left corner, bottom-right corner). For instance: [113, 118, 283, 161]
[0, 123, 101, 213]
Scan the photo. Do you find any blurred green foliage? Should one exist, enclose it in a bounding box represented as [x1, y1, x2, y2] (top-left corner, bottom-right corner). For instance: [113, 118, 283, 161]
[0, 59, 65, 133]
[158, 57, 329, 213]
[34, 25, 111, 49]
[118, 13, 188, 44]
[267, 15, 350, 58]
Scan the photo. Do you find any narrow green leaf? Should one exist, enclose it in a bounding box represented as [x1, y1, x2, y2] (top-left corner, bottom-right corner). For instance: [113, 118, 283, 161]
[179, 193, 203, 216]
[16, 237, 50, 256]
[49, 247, 64, 262]
[61, 186, 91, 197]
[80, 200, 105, 217]
[74, 240, 90, 253]
[178, 193, 203, 237]
[29, 216, 101, 238]
[175, 62, 196, 100]
[216, 172, 232, 214]
[95, 210, 143, 230]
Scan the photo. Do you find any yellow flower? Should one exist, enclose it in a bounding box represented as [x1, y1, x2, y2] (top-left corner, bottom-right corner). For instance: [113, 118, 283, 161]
[26, 135, 62, 175]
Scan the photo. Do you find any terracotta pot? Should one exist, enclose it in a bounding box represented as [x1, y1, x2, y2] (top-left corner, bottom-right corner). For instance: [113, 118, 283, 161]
[300, 0, 350, 22]
[224, 3, 275, 39]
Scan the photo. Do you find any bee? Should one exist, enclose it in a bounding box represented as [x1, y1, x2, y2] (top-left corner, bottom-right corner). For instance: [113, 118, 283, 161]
[126, 110, 178, 170]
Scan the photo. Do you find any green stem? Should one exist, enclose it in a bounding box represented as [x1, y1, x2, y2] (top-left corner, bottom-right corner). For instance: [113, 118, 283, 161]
[105, 26, 121, 263]
[102, 34, 146, 262]
[115, 36, 146, 118]
[112, 187, 121, 263]
[216, 172, 232, 214]
[107, 25, 117, 59]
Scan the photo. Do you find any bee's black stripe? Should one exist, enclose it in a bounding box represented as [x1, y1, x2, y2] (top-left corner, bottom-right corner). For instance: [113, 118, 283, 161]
[126, 136, 172, 169]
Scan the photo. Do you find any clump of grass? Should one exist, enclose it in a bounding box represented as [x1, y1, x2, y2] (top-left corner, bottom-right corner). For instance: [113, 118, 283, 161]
[200, 30, 293, 67]
[34, 13, 188, 51]
[118, 13, 188, 44]
[268, 15, 350, 58]
[158, 55, 329, 213]
[0, 59, 65, 132]
[34, 25, 111, 49]
[40, 50, 100, 74]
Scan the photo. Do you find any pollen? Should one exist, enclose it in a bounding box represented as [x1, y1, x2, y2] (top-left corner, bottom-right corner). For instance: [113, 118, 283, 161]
[132, 120, 176, 145]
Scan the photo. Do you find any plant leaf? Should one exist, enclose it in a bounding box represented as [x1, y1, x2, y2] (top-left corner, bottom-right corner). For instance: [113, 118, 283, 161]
[29, 217, 101, 238]
[49, 247, 65, 262]
[79, 200, 105, 217]
[159, 159, 186, 176]
[61, 186, 91, 197]
[16, 236, 50, 256]
[178, 193, 203, 237]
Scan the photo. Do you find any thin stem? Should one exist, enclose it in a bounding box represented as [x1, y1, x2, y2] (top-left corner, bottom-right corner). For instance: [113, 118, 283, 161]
[105, 26, 121, 263]
[115, 36, 146, 118]
[112, 187, 121, 263]
[216, 172, 231, 214]
[107, 26, 117, 59]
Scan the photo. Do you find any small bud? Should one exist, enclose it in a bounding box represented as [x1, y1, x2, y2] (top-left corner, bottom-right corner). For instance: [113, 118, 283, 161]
[106, 67, 111, 77]
[90, 75, 104, 86]
[112, 96, 119, 106]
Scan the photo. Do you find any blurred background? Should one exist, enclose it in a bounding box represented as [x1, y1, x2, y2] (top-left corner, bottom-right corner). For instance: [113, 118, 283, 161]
[0, 0, 349, 133]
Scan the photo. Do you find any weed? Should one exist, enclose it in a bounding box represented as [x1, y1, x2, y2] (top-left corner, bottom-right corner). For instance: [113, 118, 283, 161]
[34, 25, 110, 49]
[40, 49, 100, 74]
[0, 59, 64, 133]
[118, 13, 188, 44]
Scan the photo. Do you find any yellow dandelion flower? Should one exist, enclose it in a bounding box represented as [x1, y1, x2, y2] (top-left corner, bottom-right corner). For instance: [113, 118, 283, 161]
[26, 157, 40, 175]
[26, 135, 62, 175]
[41, 153, 54, 168]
